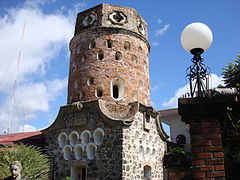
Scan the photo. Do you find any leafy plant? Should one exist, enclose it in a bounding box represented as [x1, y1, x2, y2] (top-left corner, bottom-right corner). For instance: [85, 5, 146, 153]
[221, 55, 240, 179]
[0, 144, 50, 180]
[163, 147, 191, 169]
[222, 54, 240, 87]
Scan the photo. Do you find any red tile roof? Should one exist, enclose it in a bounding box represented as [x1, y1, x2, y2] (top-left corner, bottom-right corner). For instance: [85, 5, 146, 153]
[0, 131, 45, 147]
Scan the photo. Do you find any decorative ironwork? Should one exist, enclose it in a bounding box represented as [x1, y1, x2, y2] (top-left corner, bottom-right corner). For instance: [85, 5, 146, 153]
[186, 48, 211, 97]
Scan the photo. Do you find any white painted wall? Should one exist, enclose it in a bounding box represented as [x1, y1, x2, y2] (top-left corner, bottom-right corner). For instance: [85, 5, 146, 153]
[160, 108, 191, 151]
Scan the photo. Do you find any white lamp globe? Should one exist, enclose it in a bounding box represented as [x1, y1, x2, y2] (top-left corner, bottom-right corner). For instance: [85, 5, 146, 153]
[181, 22, 213, 54]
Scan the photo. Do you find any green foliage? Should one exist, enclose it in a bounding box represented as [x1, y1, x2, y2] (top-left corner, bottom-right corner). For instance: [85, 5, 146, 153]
[222, 54, 240, 87]
[65, 176, 71, 180]
[221, 55, 240, 179]
[224, 147, 240, 179]
[163, 147, 191, 169]
[0, 144, 50, 180]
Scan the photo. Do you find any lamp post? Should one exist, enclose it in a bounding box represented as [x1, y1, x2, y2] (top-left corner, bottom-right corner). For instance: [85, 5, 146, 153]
[181, 22, 213, 98]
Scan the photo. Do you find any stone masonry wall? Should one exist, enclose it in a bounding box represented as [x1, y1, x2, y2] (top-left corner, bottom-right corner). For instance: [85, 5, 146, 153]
[44, 102, 124, 179]
[44, 101, 166, 180]
[122, 111, 166, 179]
[68, 31, 150, 106]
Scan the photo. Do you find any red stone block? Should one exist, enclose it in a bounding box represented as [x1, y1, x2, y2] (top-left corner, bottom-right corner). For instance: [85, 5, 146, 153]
[192, 140, 212, 147]
[214, 165, 225, 171]
[206, 134, 221, 139]
[203, 146, 223, 152]
[194, 153, 213, 159]
[195, 165, 214, 172]
[213, 152, 224, 158]
[193, 159, 205, 166]
[205, 159, 224, 165]
[206, 171, 225, 178]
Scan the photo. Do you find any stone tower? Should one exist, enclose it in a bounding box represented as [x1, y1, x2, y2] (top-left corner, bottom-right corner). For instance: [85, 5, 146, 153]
[67, 3, 150, 106]
[44, 4, 167, 180]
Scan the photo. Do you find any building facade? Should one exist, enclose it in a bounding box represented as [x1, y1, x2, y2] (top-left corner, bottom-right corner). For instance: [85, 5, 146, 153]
[43, 4, 167, 180]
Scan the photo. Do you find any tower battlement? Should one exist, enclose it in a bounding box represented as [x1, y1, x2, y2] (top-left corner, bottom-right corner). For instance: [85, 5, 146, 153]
[74, 4, 148, 40]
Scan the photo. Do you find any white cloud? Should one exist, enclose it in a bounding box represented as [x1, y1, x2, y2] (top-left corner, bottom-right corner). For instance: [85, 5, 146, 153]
[156, 24, 170, 37]
[152, 41, 159, 46]
[162, 74, 224, 108]
[0, 1, 76, 133]
[19, 124, 37, 132]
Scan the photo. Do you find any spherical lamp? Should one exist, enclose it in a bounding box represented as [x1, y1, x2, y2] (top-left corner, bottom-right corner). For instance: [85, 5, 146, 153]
[181, 22, 213, 98]
[181, 22, 213, 55]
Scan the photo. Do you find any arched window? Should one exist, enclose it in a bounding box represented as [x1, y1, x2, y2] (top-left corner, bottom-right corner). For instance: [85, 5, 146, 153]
[93, 128, 105, 145]
[69, 131, 79, 146]
[95, 87, 103, 97]
[63, 145, 72, 160]
[111, 77, 125, 100]
[144, 165, 152, 180]
[86, 143, 97, 160]
[124, 41, 130, 50]
[58, 132, 68, 148]
[113, 85, 119, 99]
[80, 130, 91, 146]
[97, 51, 104, 60]
[106, 39, 113, 48]
[115, 51, 122, 60]
[74, 144, 84, 160]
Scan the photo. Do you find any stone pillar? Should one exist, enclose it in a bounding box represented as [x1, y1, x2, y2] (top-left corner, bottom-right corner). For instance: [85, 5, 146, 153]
[178, 98, 226, 180]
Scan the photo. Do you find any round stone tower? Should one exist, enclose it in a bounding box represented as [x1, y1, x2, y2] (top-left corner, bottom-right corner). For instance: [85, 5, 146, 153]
[68, 3, 151, 106]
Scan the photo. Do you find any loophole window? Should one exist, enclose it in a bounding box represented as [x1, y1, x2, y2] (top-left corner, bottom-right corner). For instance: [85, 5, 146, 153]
[89, 40, 96, 49]
[132, 55, 138, 64]
[115, 51, 122, 60]
[111, 77, 124, 100]
[113, 85, 119, 99]
[96, 87, 103, 97]
[124, 41, 130, 50]
[106, 39, 113, 48]
[97, 51, 104, 60]
[87, 77, 94, 86]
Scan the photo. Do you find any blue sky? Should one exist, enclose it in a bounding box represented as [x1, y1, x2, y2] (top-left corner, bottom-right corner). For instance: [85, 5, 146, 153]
[0, 0, 239, 133]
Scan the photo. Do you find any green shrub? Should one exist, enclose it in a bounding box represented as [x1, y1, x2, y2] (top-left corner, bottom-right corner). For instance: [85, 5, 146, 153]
[163, 147, 192, 169]
[0, 144, 50, 180]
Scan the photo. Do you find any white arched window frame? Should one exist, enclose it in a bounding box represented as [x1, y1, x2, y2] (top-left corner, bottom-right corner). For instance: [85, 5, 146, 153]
[86, 142, 97, 160]
[110, 77, 125, 100]
[63, 145, 72, 160]
[58, 132, 68, 148]
[69, 131, 79, 147]
[80, 130, 91, 147]
[74, 144, 85, 160]
[93, 128, 105, 145]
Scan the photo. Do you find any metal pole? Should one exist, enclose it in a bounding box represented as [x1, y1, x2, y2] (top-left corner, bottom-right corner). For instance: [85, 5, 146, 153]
[196, 60, 202, 97]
